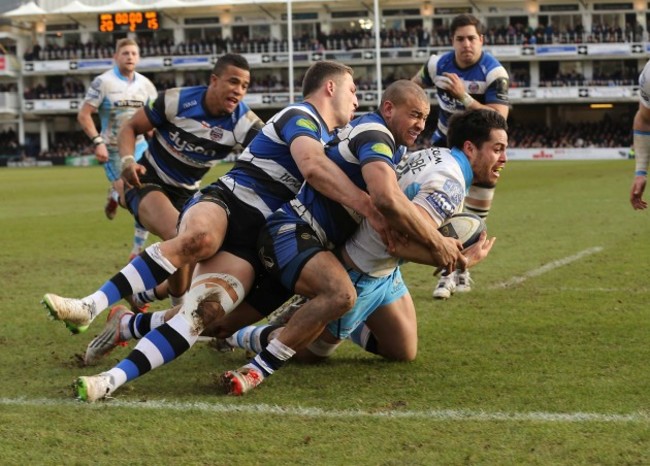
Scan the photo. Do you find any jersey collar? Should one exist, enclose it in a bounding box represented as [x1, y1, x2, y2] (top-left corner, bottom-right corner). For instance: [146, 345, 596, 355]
[450, 147, 473, 187]
[113, 65, 135, 83]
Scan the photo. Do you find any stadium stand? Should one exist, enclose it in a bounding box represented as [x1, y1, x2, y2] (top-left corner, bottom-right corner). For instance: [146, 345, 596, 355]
[0, 0, 646, 157]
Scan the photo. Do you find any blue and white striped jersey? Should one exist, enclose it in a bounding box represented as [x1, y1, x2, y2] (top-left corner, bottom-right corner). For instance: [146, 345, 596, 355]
[279, 111, 401, 249]
[419, 51, 509, 138]
[219, 102, 335, 219]
[143, 85, 262, 190]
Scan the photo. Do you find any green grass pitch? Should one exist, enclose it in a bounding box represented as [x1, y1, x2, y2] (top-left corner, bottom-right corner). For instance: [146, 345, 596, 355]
[1, 160, 649, 465]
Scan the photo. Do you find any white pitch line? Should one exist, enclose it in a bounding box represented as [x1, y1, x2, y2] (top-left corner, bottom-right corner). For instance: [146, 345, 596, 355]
[0, 397, 648, 424]
[491, 246, 604, 289]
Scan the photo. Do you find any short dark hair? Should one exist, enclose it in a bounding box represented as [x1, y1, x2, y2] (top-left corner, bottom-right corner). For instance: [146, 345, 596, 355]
[302, 61, 353, 98]
[450, 14, 483, 36]
[447, 109, 508, 150]
[212, 53, 250, 75]
[380, 79, 428, 107]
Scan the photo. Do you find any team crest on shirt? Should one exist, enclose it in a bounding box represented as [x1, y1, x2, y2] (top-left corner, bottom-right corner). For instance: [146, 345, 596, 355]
[467, 81, 480, 93]
[371, 143, 393, 157]
[442, 179, 464, 205]
[210, 126, 224, 141]
[296, 118, 318, 132]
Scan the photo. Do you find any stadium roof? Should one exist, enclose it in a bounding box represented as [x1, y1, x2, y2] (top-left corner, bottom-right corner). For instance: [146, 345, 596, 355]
[3, 0, 336, 18]
[3, 1, 47, 18]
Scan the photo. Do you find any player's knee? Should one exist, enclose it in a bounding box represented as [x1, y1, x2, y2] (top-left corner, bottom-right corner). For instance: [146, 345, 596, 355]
[325, 285, 357, 320]
[382, 341, 417, 362]
[196, 300, 225, 329]
[178, 230, 219, 262]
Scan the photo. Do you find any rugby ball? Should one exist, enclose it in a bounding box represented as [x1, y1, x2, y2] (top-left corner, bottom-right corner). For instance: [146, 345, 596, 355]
[438, 213, 486, 250]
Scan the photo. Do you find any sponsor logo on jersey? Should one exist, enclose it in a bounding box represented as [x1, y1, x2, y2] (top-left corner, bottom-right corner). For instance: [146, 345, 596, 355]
[114, 100, 145, 108]
[425, 190, 456, 218]
[168, 130, 219, 158]
[183, 99, 198, 109]
[371, 142, 393, 158]
[296, 118, 318, 132]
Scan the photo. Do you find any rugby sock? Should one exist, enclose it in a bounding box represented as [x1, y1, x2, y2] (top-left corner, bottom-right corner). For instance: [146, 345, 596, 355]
[246, 338, 296, 379]
[349, 323, 380, 355]
[226, 325, 282, 353]
[83, 243, 177, 319]
[130, 224, 149, 258]
[111, 312, 197, 385]
[463, 185, 495, 219]
[122, 310, 167, 340]
[132, 288, 159, 308]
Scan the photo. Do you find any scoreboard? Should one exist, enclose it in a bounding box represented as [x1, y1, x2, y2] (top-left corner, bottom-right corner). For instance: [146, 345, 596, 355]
[98, 11, 160, 32]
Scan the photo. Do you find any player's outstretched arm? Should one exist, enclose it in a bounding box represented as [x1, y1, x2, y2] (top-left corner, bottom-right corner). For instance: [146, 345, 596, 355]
[118, 108, 154, 188]
[630, 104, 650, 210]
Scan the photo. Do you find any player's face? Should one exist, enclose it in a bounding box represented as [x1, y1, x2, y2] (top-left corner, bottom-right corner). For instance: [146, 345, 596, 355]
[207, 65, 250, 115]
[385, 95, 429, 147]
[114, 45, 139, 75]
[452, 25, 483, 67]
[471, 128, 508, 187]
[331, 73, 358, 127]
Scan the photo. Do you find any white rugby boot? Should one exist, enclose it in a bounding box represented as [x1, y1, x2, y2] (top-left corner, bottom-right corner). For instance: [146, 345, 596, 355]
[433, 272, 457, 300]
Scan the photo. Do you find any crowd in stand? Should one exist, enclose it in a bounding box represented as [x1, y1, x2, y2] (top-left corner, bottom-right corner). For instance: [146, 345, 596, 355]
[23, 77, 85, 99]
[21, 19, 647, 62]
[37, 131, 94, 159]
[0, 127, 20, 156]
[0, 83, 18, 92]
[507, 116, 632, 148]
[27, 116, 632, 160]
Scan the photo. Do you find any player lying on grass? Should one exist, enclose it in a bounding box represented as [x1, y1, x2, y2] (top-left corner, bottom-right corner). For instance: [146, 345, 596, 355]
[217, 81, 463, 395]
[218, 108, 506, 394]
[74, 108, 506, 401]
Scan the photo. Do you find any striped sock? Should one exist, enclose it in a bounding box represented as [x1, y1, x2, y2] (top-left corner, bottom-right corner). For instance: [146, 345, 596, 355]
[83, 243, 176, 320]
[248, 338, 296, 379]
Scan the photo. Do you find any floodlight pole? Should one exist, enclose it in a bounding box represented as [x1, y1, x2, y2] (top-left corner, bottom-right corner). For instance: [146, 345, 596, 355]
[373, 0, 381, 106]
[287, 0, 295, 103]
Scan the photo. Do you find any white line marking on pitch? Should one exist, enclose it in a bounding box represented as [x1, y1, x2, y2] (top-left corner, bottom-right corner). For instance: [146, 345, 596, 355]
[491, 246, 603, 289]
[0, 397, 647, 423]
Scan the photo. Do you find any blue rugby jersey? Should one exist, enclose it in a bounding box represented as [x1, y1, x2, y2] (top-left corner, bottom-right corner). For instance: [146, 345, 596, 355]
[143, 85, 262, 190]
[419, 51, 509, 139]
[279, 111, 402, 249]
[219, 102, 335, 219]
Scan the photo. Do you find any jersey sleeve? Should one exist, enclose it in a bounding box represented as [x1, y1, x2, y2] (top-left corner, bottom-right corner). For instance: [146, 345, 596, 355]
[143, 89, 168, 127]
[406, 157, 465, 227]
[234, 106, 264, 148]
[484, 66, 510, 105]
[348, 125, 397, 167]
[273, 108, 323, 146]
[83, 75, 105, 108]
[418, 54, 439, 87]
